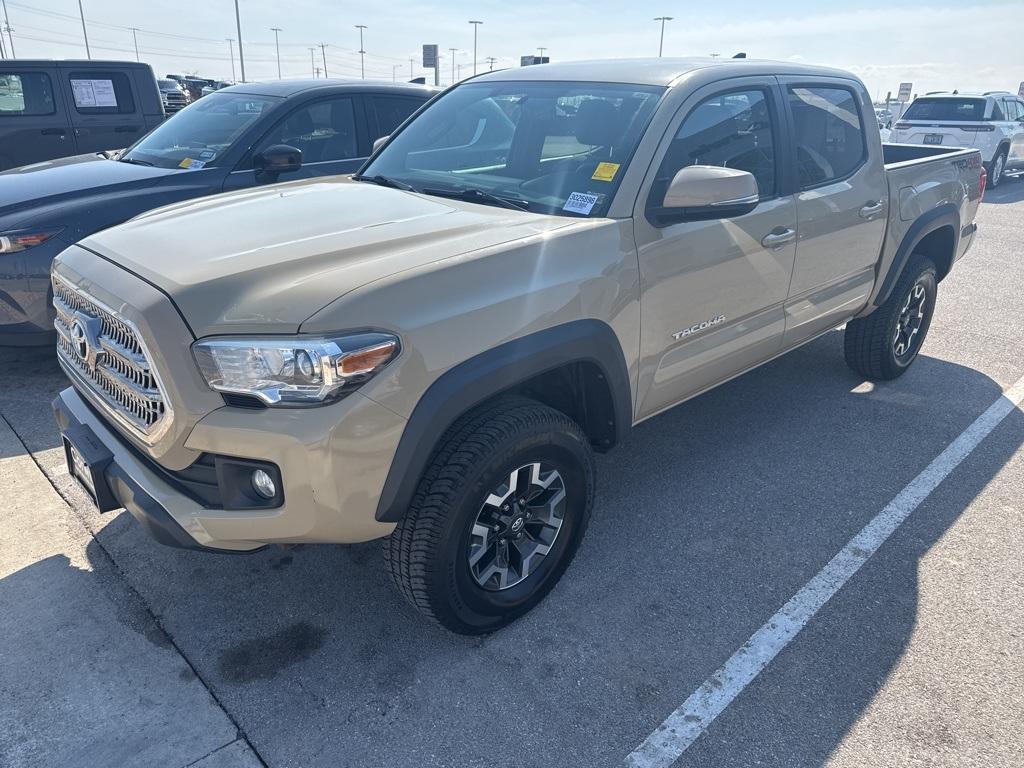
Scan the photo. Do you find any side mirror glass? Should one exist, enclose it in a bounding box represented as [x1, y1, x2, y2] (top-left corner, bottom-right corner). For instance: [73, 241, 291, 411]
[654, 165, 759, 224]
[372, 135, 390, 153]
[254, 144, 302, 177]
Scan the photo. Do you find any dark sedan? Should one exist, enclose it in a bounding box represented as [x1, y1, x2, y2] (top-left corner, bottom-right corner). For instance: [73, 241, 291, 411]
[0, 79, 436, 344]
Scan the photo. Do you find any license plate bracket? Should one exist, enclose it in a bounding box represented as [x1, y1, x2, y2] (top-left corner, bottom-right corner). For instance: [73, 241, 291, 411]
[62, 424, 119, 512]
[923, 134, 944, 145]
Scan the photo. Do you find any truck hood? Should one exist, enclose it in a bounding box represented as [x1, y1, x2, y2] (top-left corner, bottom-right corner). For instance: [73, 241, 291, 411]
[79, 177, 574, 337]
[0, 153, 179, 216]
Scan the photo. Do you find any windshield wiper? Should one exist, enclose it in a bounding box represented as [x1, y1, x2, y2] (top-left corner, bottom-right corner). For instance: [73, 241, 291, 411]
[420, 186, 531, 212]
[354, 174, 415, 191]
[119, 156, 154, 167]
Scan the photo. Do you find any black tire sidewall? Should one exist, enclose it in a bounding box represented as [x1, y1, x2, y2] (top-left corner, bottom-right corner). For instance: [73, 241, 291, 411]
[434, 427, 593, 632]
[882, 261, 937, 376]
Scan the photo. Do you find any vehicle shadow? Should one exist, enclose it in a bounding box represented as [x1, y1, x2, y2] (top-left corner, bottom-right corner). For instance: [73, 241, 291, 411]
[53, 329, 1020, 767]
[980, 176, 1024, 204]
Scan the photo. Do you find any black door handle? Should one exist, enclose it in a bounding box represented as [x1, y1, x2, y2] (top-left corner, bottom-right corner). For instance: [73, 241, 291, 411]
[41, 128, 66, 136]
[115, 126, 140, 133]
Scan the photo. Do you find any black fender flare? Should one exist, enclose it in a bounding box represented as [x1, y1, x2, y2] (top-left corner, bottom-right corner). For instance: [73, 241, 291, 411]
[874, 204, 960, 306]
[375, 319, 633, 523]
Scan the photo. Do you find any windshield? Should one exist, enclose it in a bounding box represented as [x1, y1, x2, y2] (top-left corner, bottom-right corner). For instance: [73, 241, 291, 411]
[158, 79, 179, 91]
[121, 92, 280, 169]
[902, 98, 986, 122]
[361, 81, 664, 217]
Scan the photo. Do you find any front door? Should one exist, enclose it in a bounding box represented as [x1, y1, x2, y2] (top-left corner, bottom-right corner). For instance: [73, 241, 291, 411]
[778, 78, 887, 346]
[224, 95, 368, 191]
[0, 69, 71, 168]
[634, 78, 797, 420]
[61, 68, 145, 153]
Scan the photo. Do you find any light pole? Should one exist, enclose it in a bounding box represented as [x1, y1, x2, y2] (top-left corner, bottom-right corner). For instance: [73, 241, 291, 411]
[468, 20, 482, 75]
[233, 0, 246, 82]
[409, 58, 414, 79]
[537, 46, 546, 59]
[129, 27, 139, 61]
[226, 39, 236, 82]
[318, 43, 328, 78]
[0, 22, 5, 59]
[355, 25, 366, 79]
[392, 64, 400, 82]
[77, 0, 90, 59]
[486, 56, 496, 71]
[654, 16, 672, 57]
[270, 27, 282, 79]
[1, 0, 15, 59]
[309, 47, 316, 77]
[448, 47, 457, 85]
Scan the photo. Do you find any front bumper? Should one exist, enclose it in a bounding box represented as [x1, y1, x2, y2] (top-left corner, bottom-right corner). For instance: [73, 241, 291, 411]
[53, 384, 406, 552]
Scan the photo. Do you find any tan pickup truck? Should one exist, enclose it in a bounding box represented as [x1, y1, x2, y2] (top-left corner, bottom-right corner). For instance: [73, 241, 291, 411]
[51, 58, 984, 633]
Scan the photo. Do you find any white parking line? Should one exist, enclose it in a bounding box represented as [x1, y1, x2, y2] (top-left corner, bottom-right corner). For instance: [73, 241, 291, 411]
[625, 374, 1024, 768]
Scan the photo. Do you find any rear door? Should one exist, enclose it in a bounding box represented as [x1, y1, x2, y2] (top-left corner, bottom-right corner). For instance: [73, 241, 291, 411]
[0, 68, 72, 169]
[61, 68, 146, 153]
[633, 77, 797, 419]
[224, 94, 369, 190]
[367, 93, 429, 143]
[779, 78, 887, 346]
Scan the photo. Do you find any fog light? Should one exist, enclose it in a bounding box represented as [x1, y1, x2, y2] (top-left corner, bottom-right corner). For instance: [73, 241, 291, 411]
[251, 469, 277, 499]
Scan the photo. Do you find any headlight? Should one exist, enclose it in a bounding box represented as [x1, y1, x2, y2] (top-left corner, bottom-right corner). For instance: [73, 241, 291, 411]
[192, 333, 399, 406]
[0, 228, 64, 254]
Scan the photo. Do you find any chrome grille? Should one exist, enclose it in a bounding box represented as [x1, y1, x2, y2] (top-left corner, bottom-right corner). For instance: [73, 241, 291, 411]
[53, 275, 169, 437]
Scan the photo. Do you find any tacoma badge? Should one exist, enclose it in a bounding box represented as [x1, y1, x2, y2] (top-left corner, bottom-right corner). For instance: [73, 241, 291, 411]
[672, 315, 726, 340]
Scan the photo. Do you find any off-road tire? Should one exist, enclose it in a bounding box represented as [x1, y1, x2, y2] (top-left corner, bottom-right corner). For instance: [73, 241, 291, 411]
[844, 257, 937, 380]
[383, 397, 596, 634]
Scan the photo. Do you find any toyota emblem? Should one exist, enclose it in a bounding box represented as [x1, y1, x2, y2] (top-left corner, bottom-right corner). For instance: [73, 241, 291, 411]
[69, 318, 89, 361]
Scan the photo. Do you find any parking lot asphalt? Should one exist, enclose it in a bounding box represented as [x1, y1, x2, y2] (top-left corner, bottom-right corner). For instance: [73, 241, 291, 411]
[1, 178, 1022, 767]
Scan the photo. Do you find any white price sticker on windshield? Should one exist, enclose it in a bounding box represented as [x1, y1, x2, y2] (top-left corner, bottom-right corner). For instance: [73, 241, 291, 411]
[563, 192, 600, 215]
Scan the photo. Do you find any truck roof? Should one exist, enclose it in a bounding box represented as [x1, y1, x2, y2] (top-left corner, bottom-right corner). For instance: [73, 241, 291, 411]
[219, 79, 440, 98]
[0, 59, 154, 69]
[475, 57, 858, 87]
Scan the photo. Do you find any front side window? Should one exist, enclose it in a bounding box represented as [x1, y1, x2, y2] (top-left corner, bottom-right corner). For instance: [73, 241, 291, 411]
[0, 72, 56, 116]
[254, 97, 358, 164]
[120, 92, 279, 169]
[788, 86, 866, 188]
[67, 71, 135, 115]
[362, 81, 664, 217]
[902, 97, 986, 122]
[653, 89, 776, 202]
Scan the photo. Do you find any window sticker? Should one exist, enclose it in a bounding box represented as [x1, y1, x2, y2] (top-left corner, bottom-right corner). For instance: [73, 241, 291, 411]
[198, 149, 216, 160]
[178, 157, 196, 169]
[563, 191, 600, 215]
[71, 79, 117, 108]
[591, 162, 621, 182]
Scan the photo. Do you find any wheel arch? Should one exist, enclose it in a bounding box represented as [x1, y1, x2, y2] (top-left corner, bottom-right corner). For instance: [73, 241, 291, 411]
[375, 319, 633, 523]
[875, 204, 960, 306]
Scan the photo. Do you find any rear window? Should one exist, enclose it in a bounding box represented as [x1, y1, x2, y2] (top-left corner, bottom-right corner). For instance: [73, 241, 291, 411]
[902, 98, 986, 122]
[0, 72, 57, 116]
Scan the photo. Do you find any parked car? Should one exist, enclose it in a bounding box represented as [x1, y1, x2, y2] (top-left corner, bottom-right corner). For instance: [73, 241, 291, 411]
[0, 59, 164, 171]
[200, 80, 233, 98]
[888, 91, 1024, 187]
[157, 78, 189, 114]
[0, 80, 436, 345]
[49, 58, 984, 634]
[180, 77, 215, 102]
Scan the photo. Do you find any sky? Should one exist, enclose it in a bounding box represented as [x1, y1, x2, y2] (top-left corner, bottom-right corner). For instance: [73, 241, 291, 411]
[1, 0, 1021, 101]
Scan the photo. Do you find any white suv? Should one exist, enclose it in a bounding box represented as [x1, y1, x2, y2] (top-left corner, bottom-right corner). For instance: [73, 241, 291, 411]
[889, 92, 1024, 187]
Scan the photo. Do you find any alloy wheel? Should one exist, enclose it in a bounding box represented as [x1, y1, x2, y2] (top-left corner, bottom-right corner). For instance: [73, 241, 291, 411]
[893, 280, 928, 359]
[468, 462, 566, 591]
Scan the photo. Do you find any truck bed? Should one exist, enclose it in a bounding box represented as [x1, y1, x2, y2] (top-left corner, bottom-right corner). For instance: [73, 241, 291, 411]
[882, 142, 973, 168]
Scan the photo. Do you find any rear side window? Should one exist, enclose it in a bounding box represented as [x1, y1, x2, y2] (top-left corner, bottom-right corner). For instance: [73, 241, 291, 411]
[990, 101, 1005, 121]
[0, 72, 56, 116]
[902, 97, 986, 122]
[255, 97, 358, 164]
[788, 86, 866, 189]
[372, 95, 425, 136]
[67, 71, 136, 115]
[655, 89, 777, 199]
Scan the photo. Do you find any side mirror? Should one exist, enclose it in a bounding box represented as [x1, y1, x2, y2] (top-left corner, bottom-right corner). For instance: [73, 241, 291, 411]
[372, 135, 390, 153]
[254, 144, 302, 178]
[653, 165, 759, 224]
